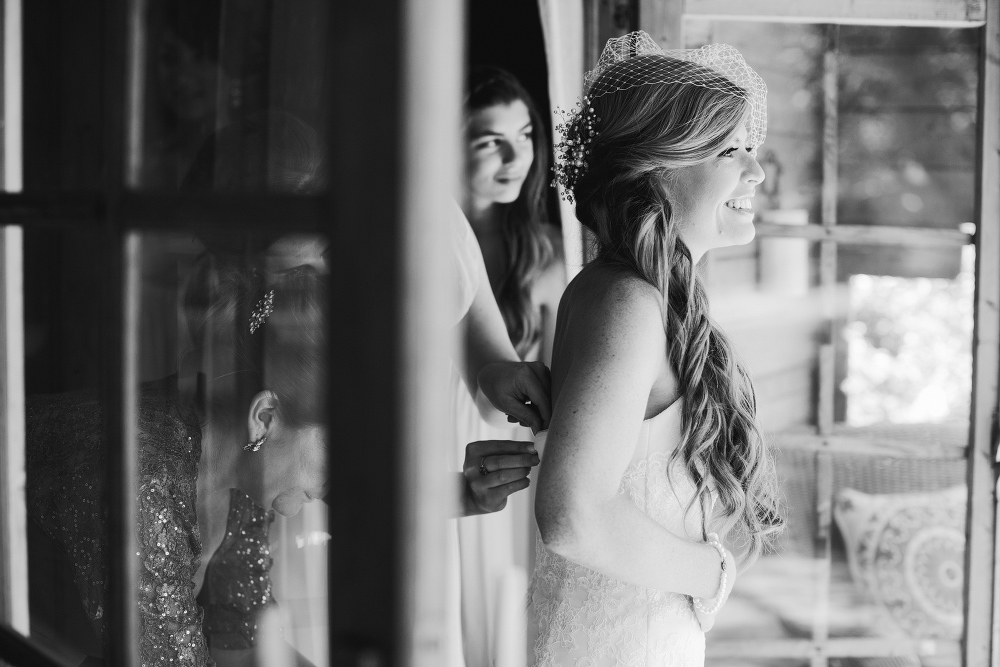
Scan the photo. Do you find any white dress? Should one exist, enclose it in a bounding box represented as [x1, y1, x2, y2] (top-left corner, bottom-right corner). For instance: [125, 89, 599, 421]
[446, 201, 483, 667]
[528, 399, 708, 666]
[452, 378, 532, 667]
[448, 201, 532, 666]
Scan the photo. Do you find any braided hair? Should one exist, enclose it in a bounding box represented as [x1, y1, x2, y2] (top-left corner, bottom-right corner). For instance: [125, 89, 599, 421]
[573, 55, 783, 566]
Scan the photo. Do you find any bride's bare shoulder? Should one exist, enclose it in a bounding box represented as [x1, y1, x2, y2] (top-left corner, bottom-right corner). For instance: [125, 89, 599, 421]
[563, 261, 660, 312]
[557, 262, 664, 347]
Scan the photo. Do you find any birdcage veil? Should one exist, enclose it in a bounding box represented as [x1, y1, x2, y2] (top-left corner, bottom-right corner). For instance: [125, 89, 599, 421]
[553, 31, 767, 203]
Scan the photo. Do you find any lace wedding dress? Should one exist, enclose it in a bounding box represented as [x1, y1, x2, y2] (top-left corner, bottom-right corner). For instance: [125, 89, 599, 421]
[528, 398, 709, 666]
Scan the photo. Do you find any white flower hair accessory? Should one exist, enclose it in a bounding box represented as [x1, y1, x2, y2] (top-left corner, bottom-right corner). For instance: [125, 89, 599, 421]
[249, 289, 274, 334]
[552, 30, 767, 203]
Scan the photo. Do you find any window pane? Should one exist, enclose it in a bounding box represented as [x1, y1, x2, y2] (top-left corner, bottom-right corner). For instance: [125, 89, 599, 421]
[837, 27, 978, 226]
[827, 455, 966, 652]
[708, 238, 826, 666]
[20, 229, 329, 664]
[837, 26, 977, 280]
[841, 245, 974, 428]
[129, 0, 330, 193]
[23, 228, 112, 661]
[134, 230, 329, 665]
[689, 20, 978, 666]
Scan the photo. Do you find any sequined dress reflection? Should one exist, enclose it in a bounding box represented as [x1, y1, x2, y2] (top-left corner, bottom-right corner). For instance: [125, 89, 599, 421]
[26, 377, 275, 666]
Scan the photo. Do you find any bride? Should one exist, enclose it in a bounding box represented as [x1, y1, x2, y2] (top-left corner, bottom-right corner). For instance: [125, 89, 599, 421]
[529, 32, 783, 666]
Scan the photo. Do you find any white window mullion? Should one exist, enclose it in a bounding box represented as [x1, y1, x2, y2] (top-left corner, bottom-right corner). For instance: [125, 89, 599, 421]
[0, 0, 27, 636]
[970, 1, 1000, 665]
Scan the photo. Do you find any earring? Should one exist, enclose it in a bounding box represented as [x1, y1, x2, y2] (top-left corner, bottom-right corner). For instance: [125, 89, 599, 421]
[244, 435, 267, 453]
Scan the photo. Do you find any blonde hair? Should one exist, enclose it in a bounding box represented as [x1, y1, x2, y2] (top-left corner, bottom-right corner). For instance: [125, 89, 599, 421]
[574, 55, 783, 565]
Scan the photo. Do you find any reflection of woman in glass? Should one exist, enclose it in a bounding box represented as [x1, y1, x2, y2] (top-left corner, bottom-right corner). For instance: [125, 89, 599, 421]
[462, 66, 566, 363]
[529, 33, 783, 665]
[27, 265, 327, 666]
[144, 1, 227, 189]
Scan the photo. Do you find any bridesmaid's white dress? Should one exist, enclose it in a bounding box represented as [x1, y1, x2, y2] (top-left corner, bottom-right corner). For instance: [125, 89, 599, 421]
[451, 375, 531, 667]
[447, 201, 531, 667]
[528, 399, 709, 666]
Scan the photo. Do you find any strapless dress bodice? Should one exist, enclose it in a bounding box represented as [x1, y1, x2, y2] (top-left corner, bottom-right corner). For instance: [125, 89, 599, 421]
[528, 400, 708, 666]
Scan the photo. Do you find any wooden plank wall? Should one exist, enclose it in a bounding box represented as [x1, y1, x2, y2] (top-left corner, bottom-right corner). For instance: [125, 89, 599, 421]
[685, 0, 986, 26]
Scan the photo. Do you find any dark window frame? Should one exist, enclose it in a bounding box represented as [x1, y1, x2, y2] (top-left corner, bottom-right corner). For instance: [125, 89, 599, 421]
[0, 0, 434, 665]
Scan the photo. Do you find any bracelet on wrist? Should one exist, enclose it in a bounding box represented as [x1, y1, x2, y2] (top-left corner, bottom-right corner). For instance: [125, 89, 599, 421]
[693, 533, 727, 616]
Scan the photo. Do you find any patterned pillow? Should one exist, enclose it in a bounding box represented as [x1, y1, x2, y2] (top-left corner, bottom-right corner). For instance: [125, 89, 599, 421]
[833, 486, 965, 640]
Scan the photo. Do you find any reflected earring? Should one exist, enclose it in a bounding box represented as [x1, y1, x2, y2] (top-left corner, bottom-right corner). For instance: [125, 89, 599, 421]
[244, 435, 267, 453]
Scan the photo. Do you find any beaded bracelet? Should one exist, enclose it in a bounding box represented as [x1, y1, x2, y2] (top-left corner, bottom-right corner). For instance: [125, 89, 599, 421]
[693, 533, 727, 615]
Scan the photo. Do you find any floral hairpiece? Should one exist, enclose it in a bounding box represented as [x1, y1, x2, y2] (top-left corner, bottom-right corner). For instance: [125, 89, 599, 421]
[551, 96, 600, 204]
[552, 32, 767, 205]
[249, 289, 274, 334]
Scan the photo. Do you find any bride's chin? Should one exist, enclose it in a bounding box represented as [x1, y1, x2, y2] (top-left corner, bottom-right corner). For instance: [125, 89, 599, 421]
[719, 219, 756, 247]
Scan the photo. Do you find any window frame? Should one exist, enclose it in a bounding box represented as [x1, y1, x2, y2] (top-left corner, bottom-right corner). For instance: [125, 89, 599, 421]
[0, 0, 464, 666]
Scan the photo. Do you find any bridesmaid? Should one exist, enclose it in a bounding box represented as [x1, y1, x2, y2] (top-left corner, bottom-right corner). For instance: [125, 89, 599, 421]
[455, 66, 567, 667]
[462, 66, 566, 364]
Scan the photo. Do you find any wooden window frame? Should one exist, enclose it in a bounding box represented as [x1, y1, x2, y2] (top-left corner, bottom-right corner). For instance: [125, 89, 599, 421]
[0, 0, 464, 666]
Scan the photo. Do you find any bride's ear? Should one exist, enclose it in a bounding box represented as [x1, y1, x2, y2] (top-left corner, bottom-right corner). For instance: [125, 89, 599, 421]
[247, 390, 279, 441]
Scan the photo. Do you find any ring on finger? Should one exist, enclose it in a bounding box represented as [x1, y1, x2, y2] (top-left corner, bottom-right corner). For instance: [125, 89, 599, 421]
[479, 457, 489, 476]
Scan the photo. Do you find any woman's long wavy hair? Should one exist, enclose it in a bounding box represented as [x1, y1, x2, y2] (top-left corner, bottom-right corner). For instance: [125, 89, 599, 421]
[573, 55, 783, 566]
[466, 66, 553, 357]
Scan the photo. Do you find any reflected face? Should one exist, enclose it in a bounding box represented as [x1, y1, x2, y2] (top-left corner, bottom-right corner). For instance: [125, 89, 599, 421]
[157, 29, 218, 122]
[261, 422, 328, 517]
[666, 124, 765, 261]
[265, 234, 330, 274]
[465, 101, 535, 209]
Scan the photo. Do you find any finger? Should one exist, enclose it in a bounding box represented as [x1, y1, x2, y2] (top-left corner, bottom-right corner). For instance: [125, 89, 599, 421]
[469, 465, 531, 490]
[509, 415, 536, 428]
[486, 477, 531, 505]
[481, 454, 539, 472]
[483, 466, 532, 487]
[526, 362, 553, 422]
[466, 439, 538, 459]
[479, 365, 545, 432]
[469, 470, 530, 512]
[515, 370, 551, 429]
[497, 398, 541, 434]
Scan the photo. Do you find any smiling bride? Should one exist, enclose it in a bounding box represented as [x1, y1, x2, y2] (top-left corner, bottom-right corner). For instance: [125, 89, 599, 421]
[529, 31, 784, 666]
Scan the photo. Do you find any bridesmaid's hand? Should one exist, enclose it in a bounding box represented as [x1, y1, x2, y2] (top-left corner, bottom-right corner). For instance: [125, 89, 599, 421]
[477, 360, 552, 433]
[693, 543, 737, 633]
[461, 439, 540, 516]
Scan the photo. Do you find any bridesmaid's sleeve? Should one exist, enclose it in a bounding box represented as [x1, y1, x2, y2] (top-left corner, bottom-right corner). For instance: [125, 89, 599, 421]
[450, 201, 484, 325]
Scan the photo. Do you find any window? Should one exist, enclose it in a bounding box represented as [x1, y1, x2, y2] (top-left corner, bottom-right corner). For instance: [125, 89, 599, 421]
[0, 0, 464, 665]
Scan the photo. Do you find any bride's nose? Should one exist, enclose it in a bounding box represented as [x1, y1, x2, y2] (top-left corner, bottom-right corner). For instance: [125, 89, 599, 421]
[744, 154, 765, 184]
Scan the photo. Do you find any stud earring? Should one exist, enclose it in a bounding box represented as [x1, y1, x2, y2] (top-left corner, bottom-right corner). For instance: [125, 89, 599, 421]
[244, 435, 267, 453]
